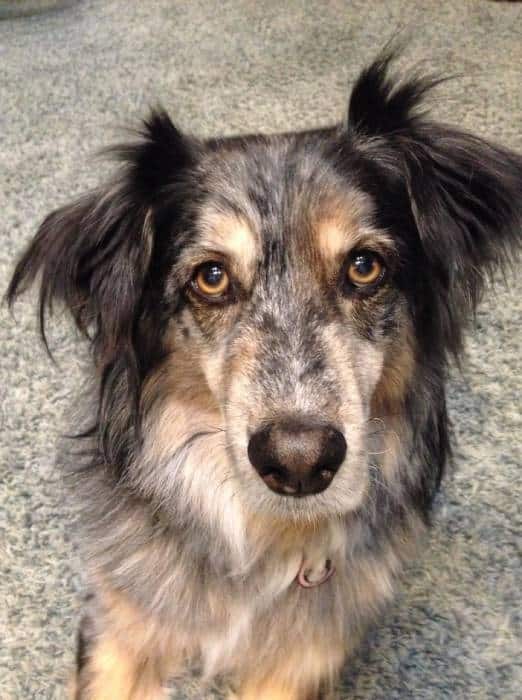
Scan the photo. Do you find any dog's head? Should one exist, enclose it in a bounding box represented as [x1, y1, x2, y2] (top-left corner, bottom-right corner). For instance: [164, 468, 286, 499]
[8, 51, 521, 525]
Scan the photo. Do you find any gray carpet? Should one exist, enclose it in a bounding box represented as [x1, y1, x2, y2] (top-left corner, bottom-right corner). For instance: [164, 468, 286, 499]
[1, 1, 521, 698]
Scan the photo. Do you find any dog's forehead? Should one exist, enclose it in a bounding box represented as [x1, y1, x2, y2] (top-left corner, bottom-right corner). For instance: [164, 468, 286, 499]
[195, 136, 378, 268]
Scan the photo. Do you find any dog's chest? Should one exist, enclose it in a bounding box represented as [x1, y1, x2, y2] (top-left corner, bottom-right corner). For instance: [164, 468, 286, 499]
[194, 520, 348, 675]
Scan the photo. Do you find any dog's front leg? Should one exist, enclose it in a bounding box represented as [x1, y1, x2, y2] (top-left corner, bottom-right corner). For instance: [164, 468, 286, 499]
[71, 588, 174, 700]
[230, 677, 331, 700]
[73, 627, 166, 700]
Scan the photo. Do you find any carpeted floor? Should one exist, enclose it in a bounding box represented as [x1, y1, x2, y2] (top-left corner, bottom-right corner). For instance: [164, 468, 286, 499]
[0, 1, 521, 698]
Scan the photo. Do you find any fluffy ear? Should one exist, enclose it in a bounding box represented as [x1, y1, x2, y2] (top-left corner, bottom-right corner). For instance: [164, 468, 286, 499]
[347, 49, 522, 358]
[6, 109, 196, 464]
[7, 109, 194, 358]
[347, 48, 446, 138]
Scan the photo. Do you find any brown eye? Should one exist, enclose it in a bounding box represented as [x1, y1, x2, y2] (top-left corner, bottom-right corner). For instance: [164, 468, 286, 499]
[192, 261, 230, 299]
[346, 250, 385, 287]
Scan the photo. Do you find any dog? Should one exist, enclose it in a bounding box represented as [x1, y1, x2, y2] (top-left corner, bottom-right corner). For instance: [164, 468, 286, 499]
[6, 48, 522, 699]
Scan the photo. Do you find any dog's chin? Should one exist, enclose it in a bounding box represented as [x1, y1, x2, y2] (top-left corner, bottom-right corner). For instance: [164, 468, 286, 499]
[237, 463, 369, 524]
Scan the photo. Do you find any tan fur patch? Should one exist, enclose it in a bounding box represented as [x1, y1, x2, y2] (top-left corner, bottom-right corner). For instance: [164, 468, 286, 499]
[313, 190, 394, 275]
[75, 583, 180, 700]
[141, 346, 222, 462]
[79, 635, 166, 700]
[142, 344, 217, 412]
[368, 323, 416, 488]
[371, 323, 415, 416]
[316, 219, 353, 265]
[231, 679, 305, 700]
[231, 634, 344, 700]
[198, 209, 259, 283]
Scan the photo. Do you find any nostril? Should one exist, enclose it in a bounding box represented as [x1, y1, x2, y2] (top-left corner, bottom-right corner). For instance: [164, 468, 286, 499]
[260, 466, 284, 480]
[261, 468, 298, 495]
[247, 426, 272, 473]
[319, 428, 347, 474]
[319, 468, 335, 482]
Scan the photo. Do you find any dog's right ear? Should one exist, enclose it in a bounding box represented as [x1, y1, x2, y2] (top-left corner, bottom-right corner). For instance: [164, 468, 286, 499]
[6, 109, 196, 363]
[346, 48, 522, 361]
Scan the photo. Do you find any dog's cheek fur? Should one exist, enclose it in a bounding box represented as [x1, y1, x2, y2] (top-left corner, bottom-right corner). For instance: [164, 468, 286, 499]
[134, 339, 249, 559]
[167, 304, 237, 404]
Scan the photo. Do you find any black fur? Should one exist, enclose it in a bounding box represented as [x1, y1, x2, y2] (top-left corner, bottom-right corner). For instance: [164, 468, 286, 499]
[7, 113, 197, 470]
[346, 51, 521, 362]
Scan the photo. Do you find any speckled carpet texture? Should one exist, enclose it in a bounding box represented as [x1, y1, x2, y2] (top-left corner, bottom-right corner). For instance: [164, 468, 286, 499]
[1, 1, 521, 698]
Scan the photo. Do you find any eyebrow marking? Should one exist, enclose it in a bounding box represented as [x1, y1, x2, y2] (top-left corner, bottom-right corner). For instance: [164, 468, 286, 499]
[317, 220, 354, 261]
[198, 210, 259, 280]
[314, 190, 394, 264]
[314, 189, 371, 261]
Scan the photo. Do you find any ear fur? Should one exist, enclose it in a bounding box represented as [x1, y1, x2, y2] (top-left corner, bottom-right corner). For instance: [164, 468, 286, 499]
[347, 48, 522, 359]
[347, 48, 446, 138]
[6, 109, 196, 466]
[7, 109, 193, 348]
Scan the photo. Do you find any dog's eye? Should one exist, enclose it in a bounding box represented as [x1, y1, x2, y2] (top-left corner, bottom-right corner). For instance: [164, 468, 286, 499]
[346, 250, 385, 288]
[192, 261, 230, 299]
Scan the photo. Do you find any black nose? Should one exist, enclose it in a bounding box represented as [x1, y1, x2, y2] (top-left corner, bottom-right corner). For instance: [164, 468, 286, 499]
[247, 419, 347, 497]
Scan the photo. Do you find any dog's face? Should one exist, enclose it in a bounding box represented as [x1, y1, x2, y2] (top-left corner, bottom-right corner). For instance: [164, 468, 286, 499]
[8, 53, 521, 526]
[158, 139, 411, 519]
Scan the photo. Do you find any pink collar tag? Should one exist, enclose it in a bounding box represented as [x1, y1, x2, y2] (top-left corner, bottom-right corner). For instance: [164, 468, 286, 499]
[296, 558, 335, 588]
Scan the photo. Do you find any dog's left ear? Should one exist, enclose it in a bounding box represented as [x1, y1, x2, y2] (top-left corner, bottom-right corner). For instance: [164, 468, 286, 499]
[347, 50, 522, 356]
[6, 109, 195, 361]
[6, 109, 197, 465]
